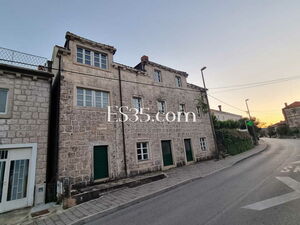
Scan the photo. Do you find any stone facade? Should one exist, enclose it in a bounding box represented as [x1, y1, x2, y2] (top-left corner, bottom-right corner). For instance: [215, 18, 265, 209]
[282, 102, 300, 128]
[0, 63, 52, 208]
[51, 32, 216, 190]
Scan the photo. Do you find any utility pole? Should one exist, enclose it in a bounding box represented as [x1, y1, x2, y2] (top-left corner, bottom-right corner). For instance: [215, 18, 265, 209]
[245, 99, 258, 145]
[201, 67, 219, 159]
[245, 99, 252, 119]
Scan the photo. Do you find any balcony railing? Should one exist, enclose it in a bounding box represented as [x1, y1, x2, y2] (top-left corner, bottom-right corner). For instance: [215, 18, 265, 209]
[0, 47, 48, 70]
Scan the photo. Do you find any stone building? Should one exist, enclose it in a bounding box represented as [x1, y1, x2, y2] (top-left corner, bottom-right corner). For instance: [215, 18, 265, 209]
[282, 101, 300, 128]
[48, 32, 216, 196]
[0, 62, 52, 213]
[211, 105, 242, 121]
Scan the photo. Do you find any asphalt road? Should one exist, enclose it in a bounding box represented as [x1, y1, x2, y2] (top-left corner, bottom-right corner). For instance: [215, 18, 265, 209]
[88, 138, 300, 225]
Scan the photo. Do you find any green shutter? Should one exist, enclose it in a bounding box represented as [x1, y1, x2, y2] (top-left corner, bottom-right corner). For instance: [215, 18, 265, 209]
[184, 139, 193, 162]
[161, 141, 173, 166]
[93, 146, 109, 180]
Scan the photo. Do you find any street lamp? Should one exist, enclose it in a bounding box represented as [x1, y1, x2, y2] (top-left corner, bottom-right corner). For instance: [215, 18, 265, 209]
[245, 99, 251, 120]
[201, 67, 219, 159]
[201, 67, 207, 89]
[245, 99, 258, 145]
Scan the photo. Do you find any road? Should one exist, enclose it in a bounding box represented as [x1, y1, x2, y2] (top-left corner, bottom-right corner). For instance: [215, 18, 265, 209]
[88, 138, 300, 225]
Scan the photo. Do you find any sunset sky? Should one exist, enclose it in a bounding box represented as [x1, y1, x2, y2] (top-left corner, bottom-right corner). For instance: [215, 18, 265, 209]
[1, 0, 300, 125]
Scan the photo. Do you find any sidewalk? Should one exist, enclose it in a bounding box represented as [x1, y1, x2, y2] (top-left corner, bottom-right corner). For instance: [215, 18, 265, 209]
[23, 140, 267, 225]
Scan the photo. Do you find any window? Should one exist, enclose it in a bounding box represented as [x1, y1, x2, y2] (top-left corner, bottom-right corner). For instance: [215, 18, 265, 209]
[77, 47, 108, 69]
[137, 142, 149, 161]
[200, 137, 207, 151]
[132, 97, 142, 112]
[0, 88, 8, 114]
[154, 70, 162, 82]
[179, 104, 185, 115]
[157, 100, 166, 113]
[101, 53, 108, 69]
[77, 87, 109, 108]
[196, 106, 202, 116]
[77, 48, 83, 63]
[94, 52, 100, 67]
[175, 76, 182, 87]
[94, 52, 108, 69]
[84, 49, 91, 65]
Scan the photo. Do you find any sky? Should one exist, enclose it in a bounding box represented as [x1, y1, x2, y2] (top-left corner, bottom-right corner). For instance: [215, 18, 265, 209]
[1, 0, 300, 125]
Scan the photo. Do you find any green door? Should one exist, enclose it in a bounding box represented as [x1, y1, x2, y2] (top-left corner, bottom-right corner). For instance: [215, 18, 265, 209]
[184, 139, 193, 162]
[93, 146, 109, 180]
[161, 140, 173, 166]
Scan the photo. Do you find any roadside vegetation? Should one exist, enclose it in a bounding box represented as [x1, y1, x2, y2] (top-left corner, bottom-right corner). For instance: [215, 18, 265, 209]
[266, 124, 300, 138]
[213, 115, 261, 156]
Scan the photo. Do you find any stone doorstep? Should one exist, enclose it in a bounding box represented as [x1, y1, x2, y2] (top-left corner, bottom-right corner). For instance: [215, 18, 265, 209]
[67, 173, 167, 207]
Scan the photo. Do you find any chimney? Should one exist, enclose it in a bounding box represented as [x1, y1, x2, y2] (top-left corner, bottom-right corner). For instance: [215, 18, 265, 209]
[141, 55, 149, 63]
[285, 102, 288, 107]
[218, 105, 222, 111]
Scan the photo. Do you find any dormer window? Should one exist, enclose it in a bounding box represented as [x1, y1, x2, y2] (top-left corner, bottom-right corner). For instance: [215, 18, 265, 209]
[154, 70, 162, 82]
[175, 76, 182, 87]
[77, 47, 108, 69]
[84, 49, 91, 65]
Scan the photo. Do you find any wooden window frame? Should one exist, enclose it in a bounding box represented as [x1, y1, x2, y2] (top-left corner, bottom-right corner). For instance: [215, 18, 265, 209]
[76, 47, 108, 69]
[200, 137, 207, 151]
[136, 142, 149, 161]
[77, 87, 109, 108]
[175, 76, 182, 87]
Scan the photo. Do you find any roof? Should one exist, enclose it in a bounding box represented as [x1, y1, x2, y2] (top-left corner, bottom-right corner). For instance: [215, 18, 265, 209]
[65, 32, 116, 54]
[147, 61, 188, 77]
[135, 58, 188, 77]
[211, 109, 242, 118]
[187, 83, 206, 91]
[0, 63, 53, 80]
[283, 101, 300, 109]
[269, 121, 286, 128]
[112, 62, 146, 75]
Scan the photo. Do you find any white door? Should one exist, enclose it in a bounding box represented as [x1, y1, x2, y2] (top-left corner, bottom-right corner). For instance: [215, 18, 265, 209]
[0, 147, 34, 213]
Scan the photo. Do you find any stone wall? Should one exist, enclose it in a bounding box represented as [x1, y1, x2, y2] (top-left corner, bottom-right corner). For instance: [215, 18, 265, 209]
[0, 68, 51, 204]
[283, 107, 300, 128]
[53, 33, 215, 188]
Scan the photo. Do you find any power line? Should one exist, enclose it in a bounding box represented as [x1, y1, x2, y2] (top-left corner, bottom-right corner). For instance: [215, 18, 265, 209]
[0, 58, 204, 94]
[209, 75, 300, 93]
[0, 58, 288, 116]
[207, 94, 246, 113]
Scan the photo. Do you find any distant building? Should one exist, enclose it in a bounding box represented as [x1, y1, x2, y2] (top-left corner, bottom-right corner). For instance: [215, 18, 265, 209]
[282, 101, 300, 128]
[211, 105, 242, 121]
[269, 121, 287, 129]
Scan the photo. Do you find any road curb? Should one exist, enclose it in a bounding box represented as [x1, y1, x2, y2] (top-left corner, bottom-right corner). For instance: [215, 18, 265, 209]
[71, 176, 203, 225]
[232, 142, 269, 166]
[68, 142, 269, 225]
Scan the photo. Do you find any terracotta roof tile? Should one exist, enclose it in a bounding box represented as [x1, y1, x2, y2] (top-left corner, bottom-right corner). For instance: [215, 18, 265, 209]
[284, 101, 300, 109]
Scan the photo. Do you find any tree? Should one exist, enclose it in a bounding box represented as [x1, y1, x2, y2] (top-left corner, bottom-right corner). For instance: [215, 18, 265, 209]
[267, 126, 276, 137]
[195, 94, 209, 114]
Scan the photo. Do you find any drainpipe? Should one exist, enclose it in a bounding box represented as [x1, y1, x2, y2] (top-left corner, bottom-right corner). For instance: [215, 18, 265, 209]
[118, 66, 128, 177]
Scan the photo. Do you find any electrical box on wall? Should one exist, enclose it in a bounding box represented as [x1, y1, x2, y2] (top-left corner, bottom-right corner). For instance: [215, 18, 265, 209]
[35, 184, 45, 205]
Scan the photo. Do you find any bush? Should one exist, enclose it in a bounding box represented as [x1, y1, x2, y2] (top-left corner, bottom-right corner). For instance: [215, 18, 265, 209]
[276, 124, 290, 136]
[216, 129, 253, 156]
[267, 126, 276, 137]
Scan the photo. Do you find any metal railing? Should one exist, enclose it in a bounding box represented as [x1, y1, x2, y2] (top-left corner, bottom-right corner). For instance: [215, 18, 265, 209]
[0, 47, 48, 70]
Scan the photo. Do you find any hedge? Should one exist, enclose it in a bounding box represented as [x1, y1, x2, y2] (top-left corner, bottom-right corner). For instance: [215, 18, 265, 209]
[216, 129, 253, 156]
